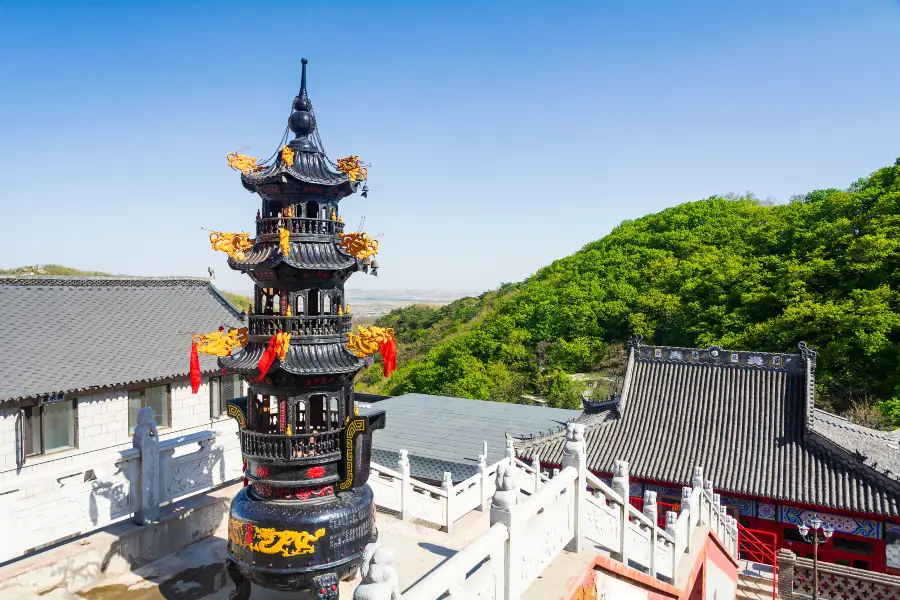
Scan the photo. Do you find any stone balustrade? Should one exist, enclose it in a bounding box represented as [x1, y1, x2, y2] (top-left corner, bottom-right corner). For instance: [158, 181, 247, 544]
[359, 424, 740, 600]
[0, 408, 241, 562]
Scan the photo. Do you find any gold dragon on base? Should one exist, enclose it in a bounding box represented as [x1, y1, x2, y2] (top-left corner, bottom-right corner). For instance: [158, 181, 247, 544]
[338, 231, 378, 260]
[228, 519, 325, 557]
[346, 326, 395, 358]
[192, 327, 248, 357]
[209, 231, 254, 260]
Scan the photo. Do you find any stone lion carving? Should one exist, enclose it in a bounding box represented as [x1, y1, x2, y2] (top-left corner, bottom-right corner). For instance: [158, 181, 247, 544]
[561, 423, 585, 469]
[353, 545, 400, 600]
[491, 462, 520, 510]
[132, 407, 158, 449]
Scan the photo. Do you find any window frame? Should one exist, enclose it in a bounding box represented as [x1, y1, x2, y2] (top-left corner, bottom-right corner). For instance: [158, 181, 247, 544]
[22, 398, 78, 457]
[128, 384, 172, 433]
[210, 376, 222, 419]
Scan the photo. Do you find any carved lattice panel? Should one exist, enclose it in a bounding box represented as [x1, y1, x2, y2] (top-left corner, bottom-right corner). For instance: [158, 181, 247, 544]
[793, 564, 900, 600]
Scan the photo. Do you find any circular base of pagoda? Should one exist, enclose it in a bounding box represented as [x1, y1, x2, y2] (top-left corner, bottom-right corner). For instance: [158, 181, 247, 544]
[225, 484, 376, 596]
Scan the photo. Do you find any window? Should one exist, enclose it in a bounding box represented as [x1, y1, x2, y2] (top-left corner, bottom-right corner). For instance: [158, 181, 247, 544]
[129, 385, 170, 432]
[21, 399, 76, 456]
[832, 536, 875, 556]
[210, 375, 242, 419]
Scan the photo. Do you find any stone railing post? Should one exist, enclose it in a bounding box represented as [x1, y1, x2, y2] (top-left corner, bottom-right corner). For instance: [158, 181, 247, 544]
[611, 460, 630, 564]
[665, 510, 677, 536]
[562, 424, 586, 553]
[442, 472, 454, 534]
[681, 486, 693, 553]
[491, 461, 521, 600]
[352, 544, 400, 600]
[704, 480, 714, 525]
[643, 491, 658, 577]
[531, 456, 541, 491]
[478, 453, 489, 511]
[398, 449, 411, 522]
[506, 437, 516, 465]
[777, 549, 797, 600]
[712, 493, 721, 534]
[132, 407, 160, 525]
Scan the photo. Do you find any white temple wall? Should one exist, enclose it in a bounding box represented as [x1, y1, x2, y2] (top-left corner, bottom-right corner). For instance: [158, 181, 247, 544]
[0, 375, 246, 483]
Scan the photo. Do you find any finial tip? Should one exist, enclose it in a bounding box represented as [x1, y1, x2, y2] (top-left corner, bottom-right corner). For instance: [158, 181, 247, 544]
[301, 57, 308, 65]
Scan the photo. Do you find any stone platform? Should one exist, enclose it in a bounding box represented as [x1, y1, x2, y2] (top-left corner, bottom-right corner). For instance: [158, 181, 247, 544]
[0, 481, 493, 600]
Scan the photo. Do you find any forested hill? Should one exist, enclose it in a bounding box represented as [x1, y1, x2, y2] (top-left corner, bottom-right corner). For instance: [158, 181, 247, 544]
[356, 159, 900, 427]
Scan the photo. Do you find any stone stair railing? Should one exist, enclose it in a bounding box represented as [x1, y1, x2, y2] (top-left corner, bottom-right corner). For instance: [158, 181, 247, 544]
[356, 424, 739, 600]
[368, 443, 511, 533]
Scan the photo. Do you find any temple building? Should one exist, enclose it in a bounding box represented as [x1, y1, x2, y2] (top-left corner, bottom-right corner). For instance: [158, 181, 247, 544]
[0, 276, 245, 483]
[515, 336, 900, 575]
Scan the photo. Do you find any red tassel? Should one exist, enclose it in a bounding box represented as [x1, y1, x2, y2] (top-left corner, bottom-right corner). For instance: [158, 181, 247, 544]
[190, 342, 201, 394]
[380, 333, 398, 378]
[255, 333, 280, 381]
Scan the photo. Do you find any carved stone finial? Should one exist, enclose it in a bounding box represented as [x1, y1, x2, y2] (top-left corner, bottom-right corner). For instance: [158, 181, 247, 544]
[682, 486, 692, 503]
[442, 472, 453, 490]
[491, 462, 520, 510]
[691, 466, 704, 489]
[613, 460, 629, 478]
[666, 510, 677, 533]
[704, 479, 714, 494]
[561, 423, 585, 470]
[478, 454, 487, 469]
[353, 544, 400, 600]
[132, 407, 158, 449]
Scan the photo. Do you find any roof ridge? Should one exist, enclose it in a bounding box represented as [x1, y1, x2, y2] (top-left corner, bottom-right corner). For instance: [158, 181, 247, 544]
[0, 276, 213, 287]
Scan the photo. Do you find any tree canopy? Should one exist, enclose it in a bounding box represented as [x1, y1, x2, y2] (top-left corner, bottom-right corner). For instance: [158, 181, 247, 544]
[356, 160, 900, 424]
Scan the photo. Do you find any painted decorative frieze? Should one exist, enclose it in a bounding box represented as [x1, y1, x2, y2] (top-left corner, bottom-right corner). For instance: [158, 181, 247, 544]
[779, 506, 882, 540]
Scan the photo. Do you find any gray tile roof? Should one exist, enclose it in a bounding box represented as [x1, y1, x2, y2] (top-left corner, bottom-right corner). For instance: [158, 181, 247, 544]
[0, 276, 245, 401]
[361, 393, 581, 483]
[516, 343, 900, 518]
[810, 410, 900, 482]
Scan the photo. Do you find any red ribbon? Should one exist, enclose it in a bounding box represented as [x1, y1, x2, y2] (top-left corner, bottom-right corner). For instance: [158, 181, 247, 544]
[255, 333, 280, 381]
[189, 342, 201, 394]
[380, 333, 397, 378]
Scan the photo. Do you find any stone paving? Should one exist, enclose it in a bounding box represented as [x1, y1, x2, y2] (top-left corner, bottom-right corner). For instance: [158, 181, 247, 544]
[51, 510, 491, 600]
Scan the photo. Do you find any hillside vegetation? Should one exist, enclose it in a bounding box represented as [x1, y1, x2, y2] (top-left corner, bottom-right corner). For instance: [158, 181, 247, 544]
[356, 159, 900, 427]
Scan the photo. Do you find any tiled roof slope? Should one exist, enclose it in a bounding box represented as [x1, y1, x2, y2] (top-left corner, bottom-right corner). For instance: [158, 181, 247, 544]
[364, 393, 581, 482]
[0, 277, 245, 401]
[516, 342, 900, 518]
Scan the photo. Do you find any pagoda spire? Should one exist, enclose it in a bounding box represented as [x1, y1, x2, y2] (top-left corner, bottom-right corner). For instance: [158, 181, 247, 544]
[289, 57, 318, 152]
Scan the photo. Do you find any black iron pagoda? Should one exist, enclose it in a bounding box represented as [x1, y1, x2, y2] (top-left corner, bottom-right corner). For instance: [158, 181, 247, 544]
[221, 58, 385, 600]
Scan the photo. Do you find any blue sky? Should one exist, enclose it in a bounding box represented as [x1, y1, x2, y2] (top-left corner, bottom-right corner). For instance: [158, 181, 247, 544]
[1, 1, 898, 295]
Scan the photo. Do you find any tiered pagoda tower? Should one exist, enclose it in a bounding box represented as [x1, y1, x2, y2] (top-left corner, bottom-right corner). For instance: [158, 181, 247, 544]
[221, 58, 385, 600]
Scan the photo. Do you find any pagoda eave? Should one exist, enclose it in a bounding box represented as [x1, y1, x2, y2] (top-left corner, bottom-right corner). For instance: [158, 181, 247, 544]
[219, 342, 364, 376]
[227, 242, 360, 278]
[241, 155, 358, 200]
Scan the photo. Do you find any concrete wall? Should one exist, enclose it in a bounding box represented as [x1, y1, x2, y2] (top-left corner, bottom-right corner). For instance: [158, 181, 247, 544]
[703, 534, 738, 600]
[0, 375, 247, 483]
